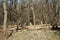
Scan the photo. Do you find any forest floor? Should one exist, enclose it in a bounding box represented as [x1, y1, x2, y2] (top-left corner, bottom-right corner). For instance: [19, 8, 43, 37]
[7, 28, 60, 40]
[0, 27, 60, 40]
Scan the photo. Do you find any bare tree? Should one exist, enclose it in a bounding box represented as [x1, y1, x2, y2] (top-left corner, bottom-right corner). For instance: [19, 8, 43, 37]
[29, 0, 36, 29]
[29, 0, 35, 24]
[3, 0, 8, 38]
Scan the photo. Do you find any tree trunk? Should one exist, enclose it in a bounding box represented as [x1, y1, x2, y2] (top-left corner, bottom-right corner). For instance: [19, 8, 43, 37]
[3, 0, 8, 38]
[29, 0, 36, 29]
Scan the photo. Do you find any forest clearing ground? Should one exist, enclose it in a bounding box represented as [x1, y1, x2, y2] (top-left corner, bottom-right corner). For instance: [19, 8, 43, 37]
[7, 28, 60, 40]
[0, 25, 60, 40]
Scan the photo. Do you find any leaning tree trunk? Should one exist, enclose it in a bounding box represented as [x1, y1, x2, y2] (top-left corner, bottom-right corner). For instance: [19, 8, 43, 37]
[3, 0, 8, 38]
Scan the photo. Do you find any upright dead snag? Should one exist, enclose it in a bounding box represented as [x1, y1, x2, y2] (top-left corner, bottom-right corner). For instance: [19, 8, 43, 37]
[3, 0, 8, 38]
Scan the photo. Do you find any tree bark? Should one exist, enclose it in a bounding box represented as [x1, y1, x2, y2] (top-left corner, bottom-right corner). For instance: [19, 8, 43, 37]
[29, 0, 36, 29]
[3, 0, 8, 38]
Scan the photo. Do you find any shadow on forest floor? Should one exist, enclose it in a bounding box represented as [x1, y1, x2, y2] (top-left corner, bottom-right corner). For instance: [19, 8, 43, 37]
[51, 27, 60, 31]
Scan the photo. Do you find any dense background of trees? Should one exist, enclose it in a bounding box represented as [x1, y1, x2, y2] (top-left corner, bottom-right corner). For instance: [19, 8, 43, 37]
[0, 0, 60, 27]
